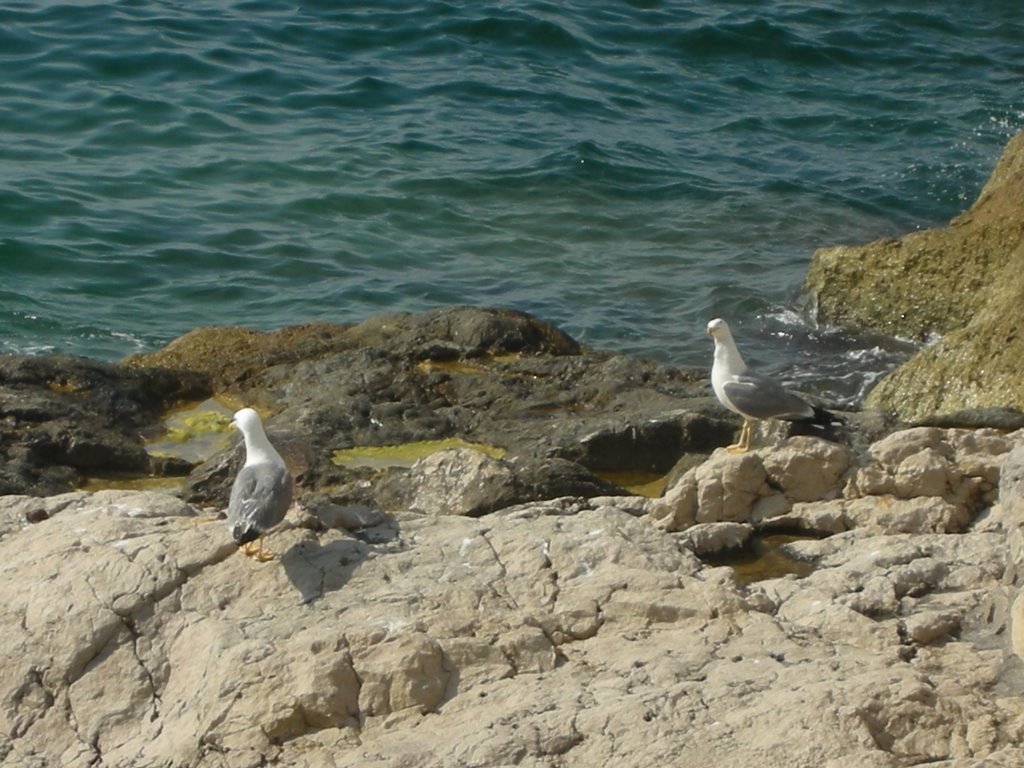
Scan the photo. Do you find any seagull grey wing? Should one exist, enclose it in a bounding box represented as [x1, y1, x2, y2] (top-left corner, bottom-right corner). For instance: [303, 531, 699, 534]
[722, 372, 815, 420]
[228, 463, 294, 538]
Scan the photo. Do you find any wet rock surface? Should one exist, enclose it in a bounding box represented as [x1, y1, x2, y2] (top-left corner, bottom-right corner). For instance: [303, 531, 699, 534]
[2, 306, 740, 505]
[0, 355, 206, 496]
[804, 132, 1024, 421]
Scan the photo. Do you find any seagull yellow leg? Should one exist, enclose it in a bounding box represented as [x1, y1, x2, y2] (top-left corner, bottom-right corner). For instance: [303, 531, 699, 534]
[253, 536, 275, 562]
[726, 419, 754, 453]
[740, 419, 753, 451]
[239, 536, 276, 562]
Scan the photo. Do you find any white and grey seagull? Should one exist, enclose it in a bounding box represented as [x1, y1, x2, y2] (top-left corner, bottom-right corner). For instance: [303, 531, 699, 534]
[707, 318, 841, 452]
[227, 407, 294, 561]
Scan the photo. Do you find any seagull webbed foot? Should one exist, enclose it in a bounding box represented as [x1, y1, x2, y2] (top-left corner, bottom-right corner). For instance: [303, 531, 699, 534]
[240, 538, 275, 562]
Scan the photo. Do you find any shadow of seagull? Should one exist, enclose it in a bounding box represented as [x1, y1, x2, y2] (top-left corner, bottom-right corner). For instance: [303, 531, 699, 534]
[280, 512, 400, 605]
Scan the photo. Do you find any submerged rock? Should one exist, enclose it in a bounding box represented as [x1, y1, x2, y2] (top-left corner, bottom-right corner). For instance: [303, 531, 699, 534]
[804, 132, 1024, 421]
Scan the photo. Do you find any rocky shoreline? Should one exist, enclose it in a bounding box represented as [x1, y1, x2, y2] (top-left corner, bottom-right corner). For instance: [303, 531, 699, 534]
[1, 302, 1023, 767]
[4, 134, 1024, 767]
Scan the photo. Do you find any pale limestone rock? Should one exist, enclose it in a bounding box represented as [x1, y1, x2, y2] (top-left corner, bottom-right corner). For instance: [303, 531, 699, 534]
[767, 499, 851, 534]
[869, 427, 948, 467]
[759, 436, 851, 502]
[948, 428, 1017, 488]
[391, 447, 517, 516]
[750, 492, 791, 523]
[782, 495, 968, 536]
[650, 429, 1006, 538]
[902, 610, 962, 646]
[1000, 438, 1024, 663]
[676, 522, 752, 557]
[4, 482, 1024, 768]
[844, 463, 890, 498]
[694, 450, 768, 523]
[353, 633, 449, 716]
[893, 448, 954, 498]
[646, 468, 697, 532]
[1002, 438, 1024, 525]
[844, 495, 971, 534]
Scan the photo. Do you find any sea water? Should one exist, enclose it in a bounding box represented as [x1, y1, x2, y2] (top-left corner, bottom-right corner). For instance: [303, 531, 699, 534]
[1, 1, 1021, 405]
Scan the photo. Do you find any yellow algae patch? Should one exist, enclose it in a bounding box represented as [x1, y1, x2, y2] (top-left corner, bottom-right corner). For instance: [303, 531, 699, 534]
[146, 398, 235, 463]
[332, 438, 505, 471]
[47, 379, 84, 394]
[415, 359, 491, 376]
[81, 475, 185, 493]
[163, 409, 233, 442]
[594, 471, 669, 498]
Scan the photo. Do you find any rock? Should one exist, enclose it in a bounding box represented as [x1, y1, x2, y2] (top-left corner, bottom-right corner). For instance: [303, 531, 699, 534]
[374, 448, 625, 517]
[999, 438, 1024, 662]
[353, 633, 449, 717]
[306, 499, 387, 531]
[12, 306, 1024, 764]
[805, 132, 1024, 342]
[648, 428, 1016, 539]
[694, 450, 769, 523]
[846, 427, 1013, 518]
[1001, 437, 1024, 525]
[790, 496, 971, 535]
[376, 447, 520, 517]
[676, 521, 753, 556]
[123, 307, 720, 507]
[892, 449, 954, 498]
[659, 438, 853, 528]
[760, 437, 851, 502]
[4, 461, 1024, 767]
[916, 407, 1024, 431]
[804, 132, 1024, 421]
[901, 610, 962, 646]
[0, 355, 207, 495]
[646, 468, 698, 532]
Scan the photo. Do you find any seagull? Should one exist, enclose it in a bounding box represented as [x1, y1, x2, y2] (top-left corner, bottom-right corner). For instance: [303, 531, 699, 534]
[227, 407, 294, 561]
[707, 318, 841, 452]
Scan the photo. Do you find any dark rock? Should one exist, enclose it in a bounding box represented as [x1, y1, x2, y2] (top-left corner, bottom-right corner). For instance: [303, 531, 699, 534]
[566, 410, 737, 474]
[913, 407, 1024, 431]
[0, 355, 207, 495]
[11, 307, 873, 511]
[162, 308, 720, 508]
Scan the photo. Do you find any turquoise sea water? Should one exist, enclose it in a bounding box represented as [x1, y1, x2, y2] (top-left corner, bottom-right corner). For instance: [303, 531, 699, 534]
[1, 1, 1021, 404]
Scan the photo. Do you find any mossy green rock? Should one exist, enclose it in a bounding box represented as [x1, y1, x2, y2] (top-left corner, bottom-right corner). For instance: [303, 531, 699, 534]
[804, 132, 1024, 422]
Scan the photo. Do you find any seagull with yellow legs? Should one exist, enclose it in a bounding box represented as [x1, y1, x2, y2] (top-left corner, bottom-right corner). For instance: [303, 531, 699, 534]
[227, 407, 294, 561]
[707, 318, 842, 452]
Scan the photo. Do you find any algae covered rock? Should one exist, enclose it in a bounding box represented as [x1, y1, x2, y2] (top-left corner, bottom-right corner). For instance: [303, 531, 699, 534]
[804, 132, 1024, 422]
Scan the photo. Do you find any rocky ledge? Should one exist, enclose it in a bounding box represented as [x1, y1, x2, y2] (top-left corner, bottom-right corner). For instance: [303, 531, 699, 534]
[2, 429, 1024, 767]
[3, 307, 1024, 767]
[804, 131, 1024, 422]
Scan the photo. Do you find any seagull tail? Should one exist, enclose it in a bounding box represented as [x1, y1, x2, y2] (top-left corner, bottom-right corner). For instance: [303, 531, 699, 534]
[810, 405, 845, 426]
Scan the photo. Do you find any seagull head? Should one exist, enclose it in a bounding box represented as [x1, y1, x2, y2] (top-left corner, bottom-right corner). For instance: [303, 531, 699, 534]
[232, 407, 263, 436]
[706, 318, 731, 339]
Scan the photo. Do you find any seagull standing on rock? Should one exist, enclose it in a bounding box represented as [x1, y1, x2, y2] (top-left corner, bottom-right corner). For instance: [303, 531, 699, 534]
[707, 318, 842, 452]
[227, 407, 294, 561]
